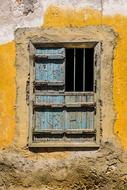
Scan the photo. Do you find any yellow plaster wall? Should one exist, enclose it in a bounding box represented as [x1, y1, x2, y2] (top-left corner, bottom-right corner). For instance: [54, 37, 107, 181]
[44, 6, 102, 27]
[0, 5, 127, 149]
[102, 15, 127, 149]
[0, 42, 16, 147]
[44, 6, 127, 149]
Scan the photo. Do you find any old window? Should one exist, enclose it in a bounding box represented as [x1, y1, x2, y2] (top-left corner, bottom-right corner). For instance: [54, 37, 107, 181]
[29, 42, 100, 147]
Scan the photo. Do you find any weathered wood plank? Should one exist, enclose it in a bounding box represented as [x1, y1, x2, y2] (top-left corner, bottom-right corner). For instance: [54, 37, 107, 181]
[34, 81, 64, 86]
[36, 47, 65, 56]
[35, 54, 65, 60]
[35, 110, 65, 131]
[35, 59, 65, 82]
[86, 96, 94, 129]
[34, 102, 96, 108]
[35, 95, 64, 104]
[33, 129, 96, 134]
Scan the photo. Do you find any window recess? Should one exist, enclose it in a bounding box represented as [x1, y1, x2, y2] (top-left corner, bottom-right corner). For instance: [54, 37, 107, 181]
[29, 42, 100, 147]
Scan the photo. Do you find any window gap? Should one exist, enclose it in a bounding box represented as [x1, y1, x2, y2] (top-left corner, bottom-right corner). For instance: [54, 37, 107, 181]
[85, 48, 94, 92]
[75, 48, 83, 91]
[65, 49, 74, 91]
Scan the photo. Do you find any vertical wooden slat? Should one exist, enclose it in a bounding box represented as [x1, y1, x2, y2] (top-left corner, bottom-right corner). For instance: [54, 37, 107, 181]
[35, 111, 40, 130]
[49, 111, 53, 129]
[86, 95, 94, 129]
[29, 41, 36, 145]
[94, 42, 101, 144]
[82, 95, 87, 129]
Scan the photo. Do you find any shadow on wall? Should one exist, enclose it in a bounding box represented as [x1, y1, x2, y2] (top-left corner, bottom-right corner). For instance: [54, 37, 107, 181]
[29, 147, 99, 153]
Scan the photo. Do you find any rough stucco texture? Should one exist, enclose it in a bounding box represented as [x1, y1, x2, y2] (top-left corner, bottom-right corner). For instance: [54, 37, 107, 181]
[0, 42, 16, 147]
[0, 1, 127, 149]
[0, 145, 127, 190]
[15, 26, 116, 147]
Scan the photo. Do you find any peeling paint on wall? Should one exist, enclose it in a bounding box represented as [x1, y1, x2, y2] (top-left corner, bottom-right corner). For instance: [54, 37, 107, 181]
[0, 0, 43, 44]
[0, 1, 127, 149]
[23, 0, 37, 15]
[1, 0, 127, 44]
[0, 2, 127, 190]
[43, 6, 102, 27]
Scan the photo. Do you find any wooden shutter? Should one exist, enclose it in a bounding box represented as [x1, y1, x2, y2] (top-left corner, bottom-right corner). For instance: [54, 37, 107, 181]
[33, 47, 65, 137]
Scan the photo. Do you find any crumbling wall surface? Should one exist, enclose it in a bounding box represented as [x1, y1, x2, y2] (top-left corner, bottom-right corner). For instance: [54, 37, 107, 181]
[1, 0, 127, 149]
[0, 144, 127, 190]
[0, 0, 127, 149]
[1, 1, 127, 189]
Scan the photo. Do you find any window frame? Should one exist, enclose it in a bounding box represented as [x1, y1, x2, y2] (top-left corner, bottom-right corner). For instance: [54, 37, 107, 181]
[28, 41, 101, 148]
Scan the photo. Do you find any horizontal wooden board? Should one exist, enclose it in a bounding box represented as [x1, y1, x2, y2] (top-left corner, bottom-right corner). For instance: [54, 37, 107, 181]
[35, 109, 65, 130]
[35, 95, 64, 104]
[35, 95, 94, 104]
[34, 109, 94, 132]
[35, 60, 65, 82]
[36, 47, 65, 56]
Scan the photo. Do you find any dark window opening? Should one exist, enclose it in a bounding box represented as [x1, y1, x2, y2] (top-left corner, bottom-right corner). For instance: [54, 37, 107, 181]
[65, 48, 94, 92]
[75, 48, 83, 91]
[85, 48, 94, 91]
[65, 49, 74, 91]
